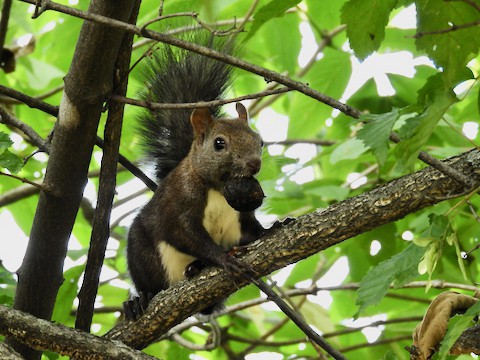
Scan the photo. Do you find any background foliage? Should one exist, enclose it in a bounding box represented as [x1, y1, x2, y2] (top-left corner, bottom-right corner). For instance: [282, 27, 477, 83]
[0, 0, 479, 359]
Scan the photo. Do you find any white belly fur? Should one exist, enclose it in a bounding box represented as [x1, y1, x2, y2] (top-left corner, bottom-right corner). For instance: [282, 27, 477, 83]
[159, 189, 242, 285]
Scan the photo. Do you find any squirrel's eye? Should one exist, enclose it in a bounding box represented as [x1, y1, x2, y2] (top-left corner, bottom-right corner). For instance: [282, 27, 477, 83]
[214, 137, 226, 151]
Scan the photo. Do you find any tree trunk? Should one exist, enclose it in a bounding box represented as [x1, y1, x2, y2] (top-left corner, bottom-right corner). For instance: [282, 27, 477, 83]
[7, 1, 136, 358]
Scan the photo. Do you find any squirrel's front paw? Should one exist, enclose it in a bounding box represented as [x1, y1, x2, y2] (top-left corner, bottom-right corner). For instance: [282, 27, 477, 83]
[184, 259, 206, 278]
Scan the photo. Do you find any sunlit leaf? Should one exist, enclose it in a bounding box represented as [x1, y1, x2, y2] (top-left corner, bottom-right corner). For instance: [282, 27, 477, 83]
[245, 0, 302, 41]
[356, 108, 400, 165]
[356, 243, 425, 315]
[341, 0, 397, 59]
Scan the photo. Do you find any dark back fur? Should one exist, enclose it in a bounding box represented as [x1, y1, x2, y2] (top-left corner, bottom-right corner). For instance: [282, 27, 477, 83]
[136, 37, 233, 181]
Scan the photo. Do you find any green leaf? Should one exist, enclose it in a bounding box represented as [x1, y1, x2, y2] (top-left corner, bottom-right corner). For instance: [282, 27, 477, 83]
[284, 254, 320, 287]
[415, 0, 480, 88]
[395, 75, 457, 170]
[341, 0, 397, 60]
[419, 214, 450, 241]
[356, 243, 425, 315]
[0, 150, 23, 174]
[0, 132, 23, 174]
[51, 265, 84, 324]
[330, 138, 368, 164]
[247, 13, 301, 74]
[383, 350, 398, 360]
[356, 108, 401, 165]
[437, 301, 480, 360]
[306, 0, 347, 30]
[245, 0, 302, 41]
[288, 47, 351, 138]
[305, 185, 349, 202]
[0, 132, 13, 152]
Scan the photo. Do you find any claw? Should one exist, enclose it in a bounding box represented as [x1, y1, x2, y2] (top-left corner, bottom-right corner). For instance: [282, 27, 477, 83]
[123, 291, 154, 321]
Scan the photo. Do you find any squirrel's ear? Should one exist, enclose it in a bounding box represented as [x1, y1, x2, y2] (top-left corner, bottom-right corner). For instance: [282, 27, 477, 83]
[236, 103, 249, 123]
[190, 108, 214, 140]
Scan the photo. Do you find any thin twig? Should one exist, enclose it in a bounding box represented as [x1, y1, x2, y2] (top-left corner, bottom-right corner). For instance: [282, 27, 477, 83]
[340, 335, 412, 353]
[0, 84, 64, 104]
[265, 139, 336, 146]
[466, 200, 480, 223]
[389, 132, 475, 189]
[111, 87, 292, 110]
[140, 12, 199, 31]
[441, 115, 479, 149]
[0, 183, 39, 207]
[413, 20, 480, 38]
[0, 84, 157, 191]
[17, 0, 361, 119]
[0, 105, 50, 152]
[250, 277, 347, 360]
[233, 0, 259, 34]
[0, 171, 44, 190]
[112, 187, 149, 209]
[132, 18, 249, 50]
[249, 25, 346, 117]
[0, 84, 59, 115]
[445, 0, 480, 12]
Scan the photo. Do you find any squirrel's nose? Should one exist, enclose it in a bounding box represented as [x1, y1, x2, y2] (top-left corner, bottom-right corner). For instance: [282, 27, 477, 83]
[246, 158, 261, 175]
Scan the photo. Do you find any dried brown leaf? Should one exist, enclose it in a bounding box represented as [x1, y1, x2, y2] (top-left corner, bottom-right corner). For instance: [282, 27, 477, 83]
[411, 291, 478, 360]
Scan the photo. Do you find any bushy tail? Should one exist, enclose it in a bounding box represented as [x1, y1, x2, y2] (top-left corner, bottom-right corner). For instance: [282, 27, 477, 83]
[136, 37, 233, 181]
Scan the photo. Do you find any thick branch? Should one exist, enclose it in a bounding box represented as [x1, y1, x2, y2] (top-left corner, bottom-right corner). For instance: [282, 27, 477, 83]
[0, 305, 155, 359]
[106, 149, 480, 349]
[7, 1, 137, 358]
[75, 0, 140, 332]
[0, 342, 22, 359]
[450, 324, 480, 355]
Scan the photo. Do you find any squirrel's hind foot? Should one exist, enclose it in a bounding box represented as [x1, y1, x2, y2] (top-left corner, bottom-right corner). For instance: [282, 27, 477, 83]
[123, 291, 154, 321]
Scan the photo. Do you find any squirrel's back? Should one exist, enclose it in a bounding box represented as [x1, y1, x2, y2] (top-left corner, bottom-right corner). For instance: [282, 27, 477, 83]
[137, 37, 233, 180]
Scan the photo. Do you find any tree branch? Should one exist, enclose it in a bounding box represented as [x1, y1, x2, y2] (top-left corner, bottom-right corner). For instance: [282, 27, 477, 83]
[0, 342, 22, 359]
[0, 107, 50, 156]
[17, 0, 361, 119]
[0, 0, 12, 60]
[105, 148, 480, 349]
[110, 86, 292, 111]
[0, 85, 64, 105]
[14, 0, 473, 191]
[7, 1, 138, 358]
[0, 85, 157, 191]
[0, 304, 156, 359]
[413, 20, 480, 38]
[75, 0, 141, 332]
[0, 172, 45, 191]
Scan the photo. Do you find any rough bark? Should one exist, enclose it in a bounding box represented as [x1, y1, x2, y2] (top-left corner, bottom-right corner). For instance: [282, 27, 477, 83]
[75, 0, 141, 333]
[0, 304, 156, 359]
[105, 149, 480, 349]
[7, 0, 136, 358]
[451, 324, 480, 355]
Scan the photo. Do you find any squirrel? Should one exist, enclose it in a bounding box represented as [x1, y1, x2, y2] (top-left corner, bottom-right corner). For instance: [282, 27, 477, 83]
[124, 38, 265, 320]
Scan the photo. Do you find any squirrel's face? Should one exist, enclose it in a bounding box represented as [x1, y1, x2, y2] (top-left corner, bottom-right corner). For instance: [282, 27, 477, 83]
[190, 107, 263, 189]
